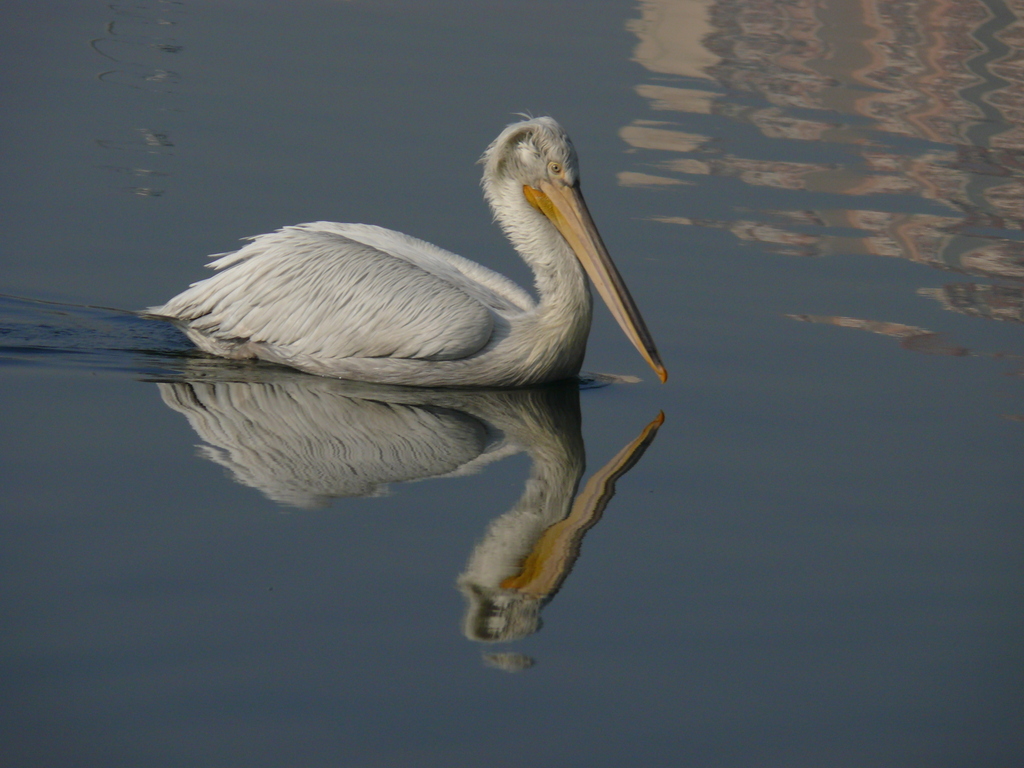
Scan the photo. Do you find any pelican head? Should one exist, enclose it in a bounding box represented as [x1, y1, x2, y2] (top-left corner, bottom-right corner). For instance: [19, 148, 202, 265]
[481, 117, 668, 383]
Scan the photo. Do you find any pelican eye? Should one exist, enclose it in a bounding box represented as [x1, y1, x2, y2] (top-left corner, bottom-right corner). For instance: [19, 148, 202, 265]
[548, 161, 562, 176]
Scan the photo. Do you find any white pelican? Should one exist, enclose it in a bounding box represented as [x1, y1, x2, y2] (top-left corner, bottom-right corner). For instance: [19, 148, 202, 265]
[150, 117, 667, 387]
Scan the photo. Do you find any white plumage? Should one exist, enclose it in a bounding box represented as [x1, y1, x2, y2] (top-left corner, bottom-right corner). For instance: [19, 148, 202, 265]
[150, 117, 666, 387]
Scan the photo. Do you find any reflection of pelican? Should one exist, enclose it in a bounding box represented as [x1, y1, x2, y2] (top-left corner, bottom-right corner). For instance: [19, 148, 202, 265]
[157, 365, 662, 652]
[157, 372, 517, 507]
[149, 117, 666, 387]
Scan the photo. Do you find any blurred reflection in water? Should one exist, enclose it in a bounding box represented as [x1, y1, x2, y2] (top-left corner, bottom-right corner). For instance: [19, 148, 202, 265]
[624, 0, 1024, 350]
[156, 368, 662, 661]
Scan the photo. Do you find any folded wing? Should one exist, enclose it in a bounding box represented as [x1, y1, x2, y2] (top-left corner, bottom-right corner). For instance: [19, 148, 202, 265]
[152, 225, 496, 362]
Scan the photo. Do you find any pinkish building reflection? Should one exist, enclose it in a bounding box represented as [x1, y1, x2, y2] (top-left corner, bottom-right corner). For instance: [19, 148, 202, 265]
[623, 0, 1024, 335]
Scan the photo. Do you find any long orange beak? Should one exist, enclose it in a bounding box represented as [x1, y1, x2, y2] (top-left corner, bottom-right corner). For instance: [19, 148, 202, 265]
[524, 181, 667, 382]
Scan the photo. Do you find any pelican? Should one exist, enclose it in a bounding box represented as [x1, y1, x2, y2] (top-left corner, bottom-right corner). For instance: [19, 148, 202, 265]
[149, 117, 667, 387]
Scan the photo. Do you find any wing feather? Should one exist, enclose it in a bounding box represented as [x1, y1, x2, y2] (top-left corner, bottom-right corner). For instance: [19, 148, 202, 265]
[153, 226, 496, 362]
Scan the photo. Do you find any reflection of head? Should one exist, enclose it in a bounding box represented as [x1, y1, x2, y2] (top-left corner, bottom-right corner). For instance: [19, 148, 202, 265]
[459, 582, 544, 643]
[459, 411, 664, 647]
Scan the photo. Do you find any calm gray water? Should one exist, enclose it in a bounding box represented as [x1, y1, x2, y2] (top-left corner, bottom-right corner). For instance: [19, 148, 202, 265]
[2, 1, 1021, 765]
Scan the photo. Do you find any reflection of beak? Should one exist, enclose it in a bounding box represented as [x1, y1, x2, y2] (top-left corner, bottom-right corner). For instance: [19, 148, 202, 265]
[524, 181, 668, 382]
[500, 410, 665, 596]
